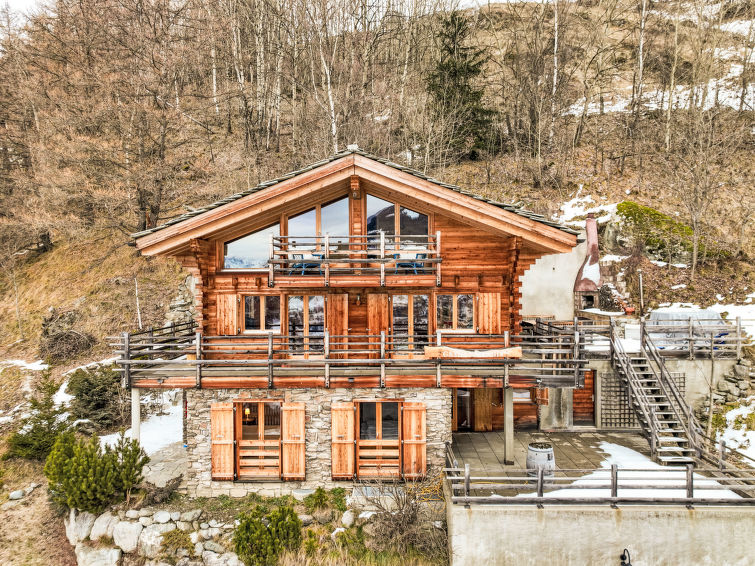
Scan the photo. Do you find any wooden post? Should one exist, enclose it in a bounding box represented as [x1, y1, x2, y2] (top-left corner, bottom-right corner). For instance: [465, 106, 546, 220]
[380, 331, 386, 388]
[504, 330, 510, 348]
[503, 387, 514, 464]
[324, 234, 330, 287]
[195, 332, 202, 389]
[736, 316, 742, 359]
[435, 230, 442, 287]
[610, 464, 618, 499]
[536, 466, 544, 498]
[688, 318, 694, 360]
[324, 330, 330, 388]
[269, 233, 275, 287]
[573, 328, 581, 386]
[379, 231, 385, 286]
[436, 330, 442, 388]
[686, 464, 694, 500]
[609, 318, 615, 366]
[464, 463, 470, 499]
[268, 332, 274, 388]
[131, 387, 140, 443]
[122, 332, 131, 389]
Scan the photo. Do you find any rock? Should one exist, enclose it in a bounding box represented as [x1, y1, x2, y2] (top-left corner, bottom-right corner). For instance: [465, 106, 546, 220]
[153, 510, 172, 524]
[140, 516, 154, 527]
[139, 523, 176, 558]
[200, 522, 209, 530]
[8, 490, 24, 500]
[177, 521, 192, 531]
[65, 508, 96, 546]
[144, 561, 173, 566]
[113, 521, 144, 553]
[90, 512, 118, 541]
[362, 521, 377, 537]
[208, 519, 220, 528]
[177, 559, 204, 566]
[313, 508, 334, 524]
[1, 501, 19, 511]
[292, 488, 315, 501]
[170, 511, 181, 522]
[139, 508, 155, 517]
[734, 364, 749, 377]
[298, 514, 314, 526]
[190, 532, 201, 544]
[204, 540, 225, 553]
[194, 542, 204, 555]
[23, 483, 38, 496]
[202, 551, 243, 566]
[199, 529, 211, 540]
[330, 527, 346, 541]
[74, 543, 122, 566]
[180, 509, 202, 522]
[341, 510, 355, 528]
[125, 510, 140, 519]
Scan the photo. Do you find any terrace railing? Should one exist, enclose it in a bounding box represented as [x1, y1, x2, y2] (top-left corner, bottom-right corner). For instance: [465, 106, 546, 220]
[112, 327, 587, 390]
[268, 232, 441, 286]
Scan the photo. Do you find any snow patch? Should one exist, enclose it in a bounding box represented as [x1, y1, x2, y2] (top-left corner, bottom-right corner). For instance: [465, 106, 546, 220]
[581, 261, 601, 286]
[718, 396, 755, 461]
[601, 254, 629, 264]
[63, 356, 119, 376]
[100, 392, 182, 455]
[670, 284, 687, 290]
[53, 380, 74, 407]
[709, 293, 755, 337]
[554, 187, 619, 227]
[0, 359, 49, 371]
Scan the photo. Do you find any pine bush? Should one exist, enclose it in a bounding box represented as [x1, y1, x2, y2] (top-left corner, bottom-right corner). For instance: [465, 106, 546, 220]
[67, 365, 130, 432]
[6, 373, 70, 460]
[44, 431, 149, 513]
[234, 504, 302, 566]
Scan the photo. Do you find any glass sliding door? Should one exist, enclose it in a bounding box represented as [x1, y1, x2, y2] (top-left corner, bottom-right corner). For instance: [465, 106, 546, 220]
[391, 294, 429, 352]
[356, 401, 401, 478]
[287, 295, 324, 355]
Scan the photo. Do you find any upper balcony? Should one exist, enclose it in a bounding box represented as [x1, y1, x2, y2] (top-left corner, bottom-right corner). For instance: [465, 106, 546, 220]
[267, 232, 441, 288]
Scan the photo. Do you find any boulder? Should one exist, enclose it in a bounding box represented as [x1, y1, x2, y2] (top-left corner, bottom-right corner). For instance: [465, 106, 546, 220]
[180, 509, 202, 522]
[8, 490, 24, 501]
[140, 516, 154, 527]
[125, 510, 140, 519]
[139, 508, 155, 517]
[170, 511, 181, 522]
[139, 523, 176, 558]
[298, 514, 314, 526]
[90, 512, 118, 541]
[341, 510, 355, 528]
[65, 508, 96, 546]
[74, 543, 122, 566]
[176, 521, 192, 531]
[313, 508, 334, 524]
[113, 521, 144, 553]
[23, 483, 38, 496]
[202, 551, 243, 566]
[177, 558, 204, 566]
[734, 364, 749, 377]
[153, 510, 171, 524]
[204, 540, 225, 554]
[208, 519, 221, 528]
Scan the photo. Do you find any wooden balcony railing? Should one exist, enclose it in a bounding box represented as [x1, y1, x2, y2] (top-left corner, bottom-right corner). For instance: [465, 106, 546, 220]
[111, 327, 587, 390]
[268, 232, 441, 287]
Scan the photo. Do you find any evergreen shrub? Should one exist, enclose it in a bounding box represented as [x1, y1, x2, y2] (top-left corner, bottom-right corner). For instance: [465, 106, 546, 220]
[234, 504, 302, 566]
[67, 365, 130, 432]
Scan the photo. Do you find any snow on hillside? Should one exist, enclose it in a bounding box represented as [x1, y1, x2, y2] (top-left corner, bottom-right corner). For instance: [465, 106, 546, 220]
[554, 186, 619, 227]
[515, 441, 739, 499]
[100, 391, 183, 455]
[718, 396, 755, 460]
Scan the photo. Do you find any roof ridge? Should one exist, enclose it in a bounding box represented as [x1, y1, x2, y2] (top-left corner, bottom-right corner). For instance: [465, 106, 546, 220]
[132, 148, 578, 238]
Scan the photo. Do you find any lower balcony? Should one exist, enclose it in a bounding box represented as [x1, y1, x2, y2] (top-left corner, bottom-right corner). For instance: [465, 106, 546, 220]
[111, 324, 587, 390]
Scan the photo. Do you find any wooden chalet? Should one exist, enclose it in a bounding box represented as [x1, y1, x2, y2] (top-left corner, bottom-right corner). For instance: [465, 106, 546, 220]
[117, 148, 584, 494]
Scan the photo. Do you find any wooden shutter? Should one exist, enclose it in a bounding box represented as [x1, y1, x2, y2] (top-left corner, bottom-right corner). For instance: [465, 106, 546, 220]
[473, 389, 493, 431]
[367, 294, 389, 358]
[534, 387, 549, 406]
[281, 403, 306, 480]
[401, 402, 426, 479]
[477, 292, 501, 334]
[216, 294, 238, 335]
[210, 402, 235, 480]
[326, 294, 349, 358]
[331, 402, 355, 479]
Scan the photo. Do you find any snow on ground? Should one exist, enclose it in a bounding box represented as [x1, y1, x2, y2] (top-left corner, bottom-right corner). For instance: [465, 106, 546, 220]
[601, 254, 629, 264]
[718, 396, 755, 461]
[100, 391, 183, 455]
[0, 359, 49, 371]
[514, 441, 739, 499]
[63, 356, 119, 375]
[709, 293, 755, 338]
[554, 187, 619, 227]
[721, 19, 755, 36]
[671, 284, 687, 290]
[649, 260, 688, 268]
[53, 380, 74, 407]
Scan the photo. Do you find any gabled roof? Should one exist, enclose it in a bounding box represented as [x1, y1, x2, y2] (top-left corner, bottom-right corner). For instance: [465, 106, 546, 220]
[133, 148, 578, 256]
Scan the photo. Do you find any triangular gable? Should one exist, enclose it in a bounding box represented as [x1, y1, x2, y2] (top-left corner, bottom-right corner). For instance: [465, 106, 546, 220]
[133, 150, 577, 256]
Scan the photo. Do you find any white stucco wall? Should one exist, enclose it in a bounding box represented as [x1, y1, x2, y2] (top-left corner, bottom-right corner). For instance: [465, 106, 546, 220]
[520, 233, 587, 321]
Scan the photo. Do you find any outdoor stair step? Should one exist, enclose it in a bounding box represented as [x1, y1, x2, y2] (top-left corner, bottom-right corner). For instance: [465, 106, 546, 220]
[658, 437, 689, 443]
[658, 455, 695, 464]
[656, 446, 696, 453]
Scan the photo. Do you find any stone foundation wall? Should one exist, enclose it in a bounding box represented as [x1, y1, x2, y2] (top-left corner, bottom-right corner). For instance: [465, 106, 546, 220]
[184, 387, 452, 498]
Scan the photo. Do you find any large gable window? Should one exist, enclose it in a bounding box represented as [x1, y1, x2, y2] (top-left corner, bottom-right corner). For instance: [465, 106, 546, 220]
[286, 197, 349, 246]
[224, 223, 280, 269]
[366, 195, 428, 247]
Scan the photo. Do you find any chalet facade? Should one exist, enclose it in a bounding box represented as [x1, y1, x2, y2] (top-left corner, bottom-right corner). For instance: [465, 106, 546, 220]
[121, 148, 583, 496]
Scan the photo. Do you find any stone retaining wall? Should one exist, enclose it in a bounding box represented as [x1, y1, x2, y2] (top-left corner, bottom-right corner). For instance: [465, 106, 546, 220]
[184, 387, 452, 498]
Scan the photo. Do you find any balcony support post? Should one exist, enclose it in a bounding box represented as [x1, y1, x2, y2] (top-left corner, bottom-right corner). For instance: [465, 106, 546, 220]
[325, 330, 331, 388]
[122, 332, 131, 389]
[436, 230, 441, 286]
[379, 231, 385, 286]
[380, 331, 385, 388]
[267, 332, 274, 388]
[436, 330, 442, 387]
[195, 332, 202, 388]
[131, 387, 141, 443]
[503, 386, 514, 464]
[324, 234, 330, 287]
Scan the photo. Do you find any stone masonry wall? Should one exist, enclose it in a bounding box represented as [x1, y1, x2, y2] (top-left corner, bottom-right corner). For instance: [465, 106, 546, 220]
[184, 388, 452, 498]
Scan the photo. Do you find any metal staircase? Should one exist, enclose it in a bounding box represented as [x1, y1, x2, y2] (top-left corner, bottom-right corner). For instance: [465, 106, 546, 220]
[609, 325, 699, 465]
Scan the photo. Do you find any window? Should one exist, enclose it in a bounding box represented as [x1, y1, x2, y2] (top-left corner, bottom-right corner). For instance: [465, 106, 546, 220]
[288, 295, 324, 352]
[243, 296, 281, 332]
[224, 223, 280, 269]
[286, 197, 349, 247]
[437, 294, 475, 331]
[366, 195, 428, 248]
[391, 294, 429, 350]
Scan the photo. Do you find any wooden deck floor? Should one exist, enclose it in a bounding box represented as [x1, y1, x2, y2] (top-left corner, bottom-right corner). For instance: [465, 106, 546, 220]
[451, 430, 652, 476]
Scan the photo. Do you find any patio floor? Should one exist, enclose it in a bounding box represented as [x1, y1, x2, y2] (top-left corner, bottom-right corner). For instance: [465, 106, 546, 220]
[451, 430, 652, 476]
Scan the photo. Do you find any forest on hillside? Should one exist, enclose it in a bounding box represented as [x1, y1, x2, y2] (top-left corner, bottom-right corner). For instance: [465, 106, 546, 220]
[0, 0, 753, 352]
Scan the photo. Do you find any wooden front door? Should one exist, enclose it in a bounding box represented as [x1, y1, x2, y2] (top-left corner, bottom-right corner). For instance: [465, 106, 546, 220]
[235, 400, 282, 479]
[356, 401, 401, 478]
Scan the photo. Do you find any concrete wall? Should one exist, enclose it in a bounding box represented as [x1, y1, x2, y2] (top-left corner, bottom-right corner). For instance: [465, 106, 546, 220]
[520, 234, 586, 320]
[448, 503, 755, 566]
[588, 358, 737, 409]
[183, 387, 452, 498]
